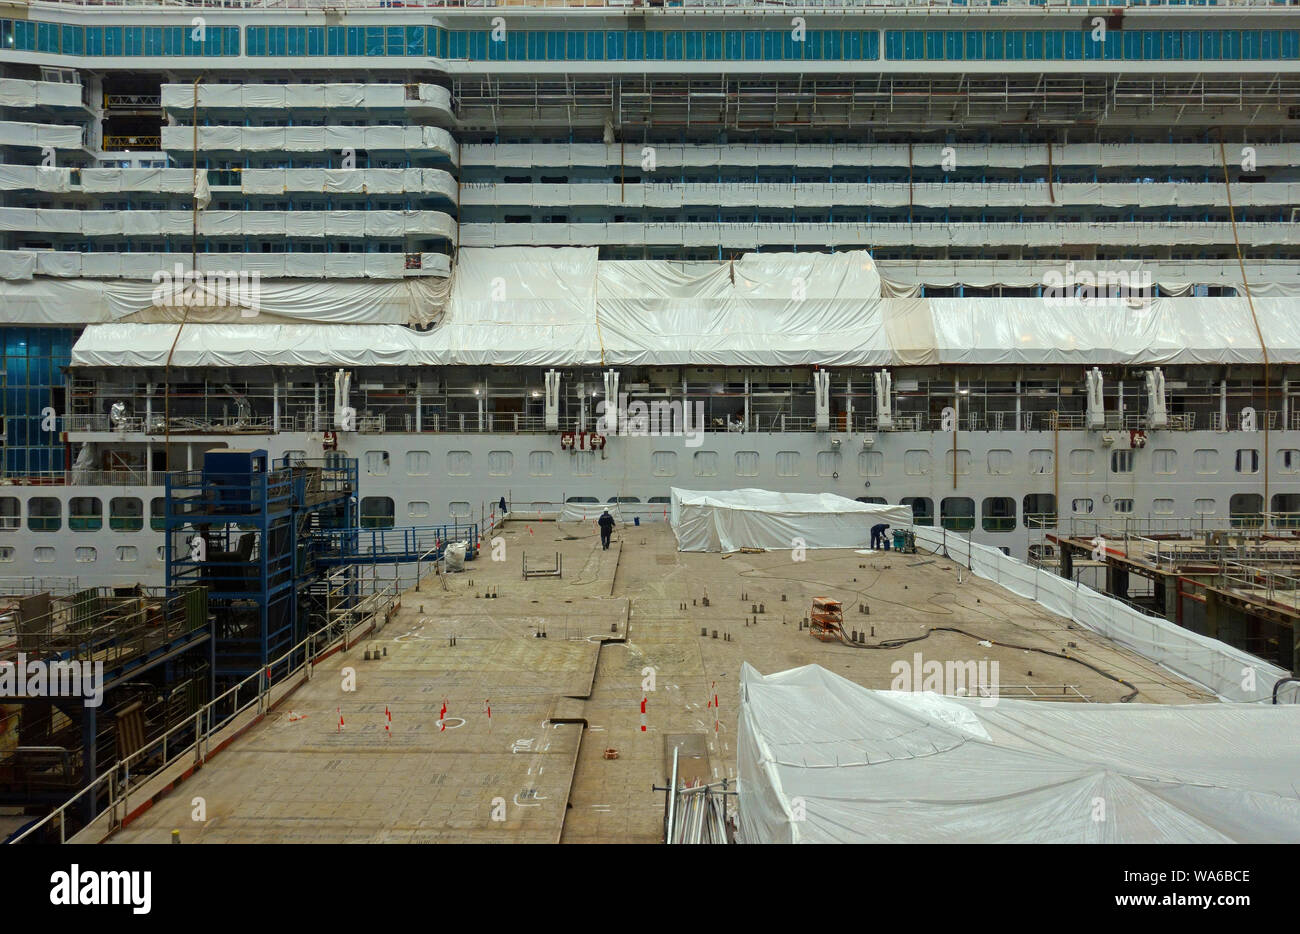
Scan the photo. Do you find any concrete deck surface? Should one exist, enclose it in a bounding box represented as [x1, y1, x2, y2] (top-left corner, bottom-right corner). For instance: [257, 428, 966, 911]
[112, 520, 1211, 844]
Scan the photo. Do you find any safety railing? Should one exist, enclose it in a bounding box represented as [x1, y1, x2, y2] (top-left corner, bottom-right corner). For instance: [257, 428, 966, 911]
[101, 136, 160, 151]
[1211, 410, 1283, 432]
[0, 470, 153, 486]
[1058, 514, 1300, 574]
[1219, 559, 1300, 610]
[161, 415, 276, 433]
[165, 468, 293, 517]
[0, 576, 80, 596]
[6, 583, 394, 845]
[104, 93, 161, 108]
[486, 413, 549, 432]
[312, 521, 480, 562]
[885, 414, 923, 431]
[63, 414, 107, 432]
[1061, 512, 1300, 541]
[0, 585, 205, 670]
[1049, 412, 1086, 430]
[292, 412, 332, 432]
[57, 399, 1300, 439]
[67, 413, 285, 434]
[279, 455, 358, 497]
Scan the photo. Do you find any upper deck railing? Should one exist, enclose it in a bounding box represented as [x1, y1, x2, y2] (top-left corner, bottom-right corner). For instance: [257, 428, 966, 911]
[0, 584, 206, 671]
[164, 456, 356, 519]
[22, 0, 1299, 11]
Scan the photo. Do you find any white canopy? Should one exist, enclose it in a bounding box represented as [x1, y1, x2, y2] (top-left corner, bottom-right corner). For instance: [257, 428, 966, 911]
[738, 663, 1300, 844]
[669, 488, 910, 553]
[68, 248, 1299, 368]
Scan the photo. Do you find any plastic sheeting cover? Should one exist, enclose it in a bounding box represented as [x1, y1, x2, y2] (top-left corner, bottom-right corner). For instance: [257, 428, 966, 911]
[670, 488, 911, 553]
[911, 526, 1289, 703]
[64, 249, 1300, 367]
[22, 276, 449, 329]
[737, 663, 1300, 844]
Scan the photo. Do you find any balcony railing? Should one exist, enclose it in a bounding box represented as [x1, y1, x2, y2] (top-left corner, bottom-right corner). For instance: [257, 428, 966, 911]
[67, 413, 277, 434]
[1211, 410, 1284, 432]
[104, 93, 161, 109]
[0, 470, 155, 487]
[56, 395, 1300, 438]
[0, 576, 80, 597]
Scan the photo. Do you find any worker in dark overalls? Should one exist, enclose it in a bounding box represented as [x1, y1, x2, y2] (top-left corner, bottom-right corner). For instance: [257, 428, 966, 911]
[598, 510, 616, 550]
[870, 522, 891, 550]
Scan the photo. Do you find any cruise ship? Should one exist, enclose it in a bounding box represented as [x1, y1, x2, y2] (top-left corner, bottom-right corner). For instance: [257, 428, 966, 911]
[4, 0, 1300, 856]
[0, 0, 1297, 600]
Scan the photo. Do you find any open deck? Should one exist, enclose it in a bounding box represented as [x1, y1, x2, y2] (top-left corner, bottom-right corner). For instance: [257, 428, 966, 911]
[105, 520, 1211, 844]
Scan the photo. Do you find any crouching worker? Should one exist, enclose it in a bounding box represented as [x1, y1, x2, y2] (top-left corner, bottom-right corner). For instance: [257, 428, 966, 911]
[870, 522, 891, 550]
[598, 509, 616, 550]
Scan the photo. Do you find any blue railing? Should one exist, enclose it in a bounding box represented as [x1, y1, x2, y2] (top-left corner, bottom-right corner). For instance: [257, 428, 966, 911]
[311, 522, 479, 565]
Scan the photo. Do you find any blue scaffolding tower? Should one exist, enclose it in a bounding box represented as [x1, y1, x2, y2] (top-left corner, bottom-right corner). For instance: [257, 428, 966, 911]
[164, 450, 357, 687]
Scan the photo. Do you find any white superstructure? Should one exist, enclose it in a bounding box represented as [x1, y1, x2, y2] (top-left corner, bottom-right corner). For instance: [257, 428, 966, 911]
[0, 0, 1297, 677]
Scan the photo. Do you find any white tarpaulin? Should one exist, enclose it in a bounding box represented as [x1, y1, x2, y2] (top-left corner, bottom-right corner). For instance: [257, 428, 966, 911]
[911, 526, 1290, 704]
[737, 663, 1300, 844]
[161, 82, 452, 115]
[670, 488, 910, 553]
[14, 277, 449, 328]
[461, 142, 1300, 171]
[65, 249, 1300, 368]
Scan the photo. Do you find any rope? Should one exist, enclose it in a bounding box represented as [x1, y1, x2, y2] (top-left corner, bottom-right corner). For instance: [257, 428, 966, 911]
[1217, 137, 1270, 517]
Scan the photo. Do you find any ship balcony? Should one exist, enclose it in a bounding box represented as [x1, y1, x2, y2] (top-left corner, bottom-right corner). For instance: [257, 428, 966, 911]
[160, 82, 454, 124]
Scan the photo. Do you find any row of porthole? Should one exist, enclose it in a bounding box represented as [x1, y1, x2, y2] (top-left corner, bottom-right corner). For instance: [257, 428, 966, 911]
[373, 450, 822, 479]
[0, 544, 155, 563]
[360, 491, 1285, 530]
[0, 489, 1287, 535]
[0, 496, 164, 533]
[370, 495, 676, 523]
[917, 492, 1288, 532]
[363, 447, 1292, 480]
